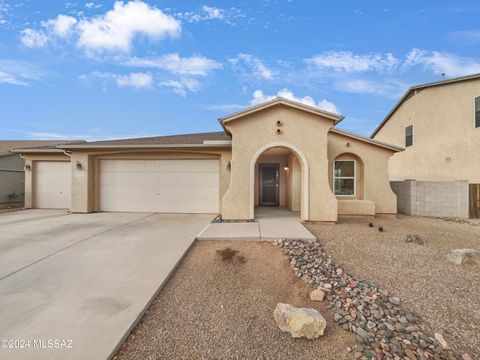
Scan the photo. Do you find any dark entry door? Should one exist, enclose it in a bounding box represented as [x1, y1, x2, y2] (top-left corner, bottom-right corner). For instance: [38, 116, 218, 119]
[260, 164, 279, 205]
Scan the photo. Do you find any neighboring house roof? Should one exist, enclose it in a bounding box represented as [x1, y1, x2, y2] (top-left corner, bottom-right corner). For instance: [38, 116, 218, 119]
[57, 132, 232, 149]
[219, 97, 344, 134]
[0, 140, 84, 156]
[330, 128, 403, 152]
[370, 72, 480, 138]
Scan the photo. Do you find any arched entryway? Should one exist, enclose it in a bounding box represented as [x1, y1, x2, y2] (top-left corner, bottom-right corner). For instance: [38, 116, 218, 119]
[249, 142, 309, 220]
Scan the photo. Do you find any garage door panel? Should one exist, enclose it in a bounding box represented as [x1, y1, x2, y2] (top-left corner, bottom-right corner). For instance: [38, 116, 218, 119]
[35, 161, 71, 209]
[100, 159, 219, 213]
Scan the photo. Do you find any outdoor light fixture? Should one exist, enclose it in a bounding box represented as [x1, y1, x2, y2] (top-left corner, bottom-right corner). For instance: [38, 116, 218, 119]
[76, 161, 82, 170]
[24, 164, 31, 171]
[284, 165, 289, 171]
[226, 161, 231, 171]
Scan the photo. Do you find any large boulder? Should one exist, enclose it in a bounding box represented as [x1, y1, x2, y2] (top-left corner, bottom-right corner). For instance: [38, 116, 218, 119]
[446, 249, 480, 265]
[273, 303, 326, 339]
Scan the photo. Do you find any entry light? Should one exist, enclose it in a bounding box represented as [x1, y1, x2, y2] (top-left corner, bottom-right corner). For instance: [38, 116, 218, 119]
[24, 164, 31, 171]
[226, 161, 231, 171]
[76, 161, 82, 170]
[284, 165, 289, 171]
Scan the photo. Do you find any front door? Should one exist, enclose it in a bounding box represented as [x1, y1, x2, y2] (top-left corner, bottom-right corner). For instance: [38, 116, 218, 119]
[260, 164, 279, 206]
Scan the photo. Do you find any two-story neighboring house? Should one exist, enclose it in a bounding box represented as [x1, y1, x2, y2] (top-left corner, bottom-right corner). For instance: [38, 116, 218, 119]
[371, 73, 480, 219]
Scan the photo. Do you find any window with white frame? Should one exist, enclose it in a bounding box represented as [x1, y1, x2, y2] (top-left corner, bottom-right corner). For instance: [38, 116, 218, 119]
[334, 160, 355, 196]
[475, 97, 480, 128]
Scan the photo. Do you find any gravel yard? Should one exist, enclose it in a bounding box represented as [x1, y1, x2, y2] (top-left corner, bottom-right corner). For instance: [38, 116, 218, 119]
[114, 240, 354, 360]
[307, 215, 480, 358]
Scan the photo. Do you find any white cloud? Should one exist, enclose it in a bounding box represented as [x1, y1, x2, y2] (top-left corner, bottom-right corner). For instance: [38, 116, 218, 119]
[305, 51, 400, 72]
[115, 72, 153, 89]
[229, 53, 276, 80]
[20, 1, 181, 53]
[123, 53, 222, 76]
[159, 78, 200, 96]
[403, 48, 480, 77]
[20, 28, 48, 48]
[175, 5, 242, 25]
[77, 1, 181, 53]
[0, 71, 28, 86]
[42, 14, 78, 38]
[200, 103, 244, 111]
[88, 71, 153, 90]
[0, 59, 44, 86]
[334, 78, 407, 98]
[250, 89, 340, 114]
[85, 2, 102, 9]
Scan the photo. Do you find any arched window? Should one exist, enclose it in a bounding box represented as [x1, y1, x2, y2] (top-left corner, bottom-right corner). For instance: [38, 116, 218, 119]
[475, 96, 480, 128]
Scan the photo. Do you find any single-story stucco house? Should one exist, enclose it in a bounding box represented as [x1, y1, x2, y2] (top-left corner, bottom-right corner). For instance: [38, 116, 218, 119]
[12, 98, 403, 222]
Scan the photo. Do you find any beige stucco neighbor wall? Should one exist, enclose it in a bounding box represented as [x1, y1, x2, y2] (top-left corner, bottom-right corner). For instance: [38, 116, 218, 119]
[221, 104, 338, 221]
[70, 148, 232, 213]
[327, 132, 397, 214]
[22, 154, 71, 209]
[373, 80, 480, 182]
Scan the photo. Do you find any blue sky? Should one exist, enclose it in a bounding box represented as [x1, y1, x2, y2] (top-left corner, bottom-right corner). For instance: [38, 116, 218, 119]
[1, 0, 480, 140]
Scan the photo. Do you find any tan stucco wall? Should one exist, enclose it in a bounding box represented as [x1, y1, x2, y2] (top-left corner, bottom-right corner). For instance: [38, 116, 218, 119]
[286, 154, 301, 212]
[22, 154, 71, 209]
[373, 80, 480, 182]
[328, 132, 397, 214]
[221, 104, 338, 221]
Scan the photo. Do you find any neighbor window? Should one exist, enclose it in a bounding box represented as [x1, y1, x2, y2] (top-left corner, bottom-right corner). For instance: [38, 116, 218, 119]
[334, 160, 355, 196]
[405, 125, 413, 147]
[475, 97, 480, 128]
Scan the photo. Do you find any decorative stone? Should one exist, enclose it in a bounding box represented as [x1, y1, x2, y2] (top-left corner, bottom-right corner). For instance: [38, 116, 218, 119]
[388, 296, 400, 305]
[406, 234, 425, 245]
[310, 288, 326, 302]
[273, 303, 327, 339]
[446, 249, 480, 265]
[434, 333, 448, 349]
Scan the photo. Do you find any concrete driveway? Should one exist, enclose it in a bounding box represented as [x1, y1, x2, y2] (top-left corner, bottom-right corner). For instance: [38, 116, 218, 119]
[0, 210, 213, 360]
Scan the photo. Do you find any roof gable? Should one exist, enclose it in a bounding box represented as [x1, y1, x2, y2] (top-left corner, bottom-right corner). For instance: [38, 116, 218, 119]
[219, 97, 344, 133]
[371, 72, 480, 138]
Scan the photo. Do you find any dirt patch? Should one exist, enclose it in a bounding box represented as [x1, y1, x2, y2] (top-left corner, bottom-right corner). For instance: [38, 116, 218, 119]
[215, 247, 247, 264]
[306, 215, 480, 358]
[114, 241, 355, 360]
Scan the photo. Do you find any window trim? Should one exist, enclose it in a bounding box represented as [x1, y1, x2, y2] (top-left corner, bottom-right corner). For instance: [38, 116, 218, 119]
[333, 160, 356, 197]
[405, 124, 413, 147]
[475, 96, 480, 129]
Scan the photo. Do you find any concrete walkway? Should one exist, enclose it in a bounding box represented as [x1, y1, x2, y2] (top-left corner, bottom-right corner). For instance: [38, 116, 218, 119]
[197, 207, 315, 240]
[0, 210, 213, 360]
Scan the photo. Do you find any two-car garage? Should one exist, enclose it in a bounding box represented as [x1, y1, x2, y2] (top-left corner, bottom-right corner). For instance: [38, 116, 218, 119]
[99, 159, 220, 213]
[33, 159, 220, 214]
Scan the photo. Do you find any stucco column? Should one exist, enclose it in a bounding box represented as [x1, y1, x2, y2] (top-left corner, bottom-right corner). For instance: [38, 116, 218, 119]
[24, 157, 33, 208]
[308, 156, 337, 222]
[71, 152, 93, 213]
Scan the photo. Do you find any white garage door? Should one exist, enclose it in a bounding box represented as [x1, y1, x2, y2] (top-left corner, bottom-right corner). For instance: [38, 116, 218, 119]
[34, 161, 71, 209]
[100, 159, 219, 213]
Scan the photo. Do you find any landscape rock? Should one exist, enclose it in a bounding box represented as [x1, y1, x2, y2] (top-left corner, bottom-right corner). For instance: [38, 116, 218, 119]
[273, 238, 464, 359]
[273, 303, 326, 339]
[406, 234, 425, 245]
[434, 332, 449, 349]
[309, 288, 326, 302]
[446, 249, 480, 265]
